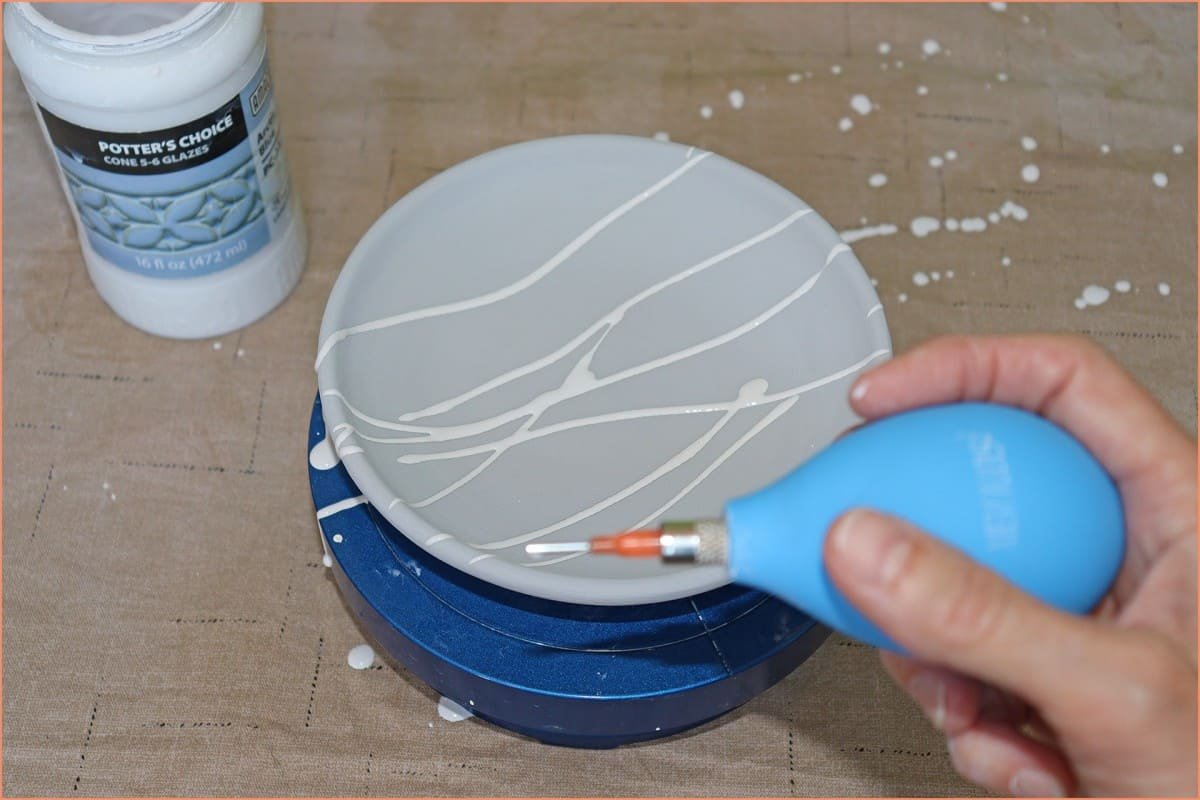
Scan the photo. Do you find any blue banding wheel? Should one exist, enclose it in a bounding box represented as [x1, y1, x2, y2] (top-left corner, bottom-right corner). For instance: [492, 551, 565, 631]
[308, 394, 829, 748]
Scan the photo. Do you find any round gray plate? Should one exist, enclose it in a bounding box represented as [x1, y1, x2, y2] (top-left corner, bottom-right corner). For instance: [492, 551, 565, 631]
[316, 135, 890, 606]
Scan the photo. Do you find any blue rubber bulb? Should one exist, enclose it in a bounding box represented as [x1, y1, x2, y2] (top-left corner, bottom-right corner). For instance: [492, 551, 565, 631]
[724, 402, 1125, 651]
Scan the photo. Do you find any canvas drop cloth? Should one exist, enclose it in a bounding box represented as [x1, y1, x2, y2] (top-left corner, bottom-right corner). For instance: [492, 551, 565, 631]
[3, 4, 1195, 796]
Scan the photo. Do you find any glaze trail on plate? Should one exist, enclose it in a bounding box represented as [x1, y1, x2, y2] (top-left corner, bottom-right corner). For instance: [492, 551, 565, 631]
[315, 138, 891, 601]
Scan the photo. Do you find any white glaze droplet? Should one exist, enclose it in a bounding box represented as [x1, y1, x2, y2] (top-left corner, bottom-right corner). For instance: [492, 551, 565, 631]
[916, 85, 929, 96]
[347, 644, 375, 670]
[1100, 144, 1111, 154]
[437, 696, 474, 722]
[922, 39, 942, 56]
[831, 64, 842, 75]
[913, 272, 931, 287]
[212, 341, 222, 351]
[1020, 136, 1037, 151]
[1172, 144, 1184, 155]
[838, 117, 854, 132]
[988, 212, 1001, 224]
[728, 89, 745, 110]
[911, 217, 941, 237]
[1021, 164, 1040, 183]
[850, 94, 873, 115]
[1073, 297, 1087, 310]
[997, 72, 1009, 82]
[788, 72, 802, 83]
[931, 271, 942, 281]
[897, 292, 908, 303]
[332, 533, 344, 543]
[929, 155, 944, 168]
[309, 436, 340, 470]
[868, 173, 888, 188]
[1158, 282, 1171, 296]
[961, 217, 987, 233]
[1001, 256, 1012, 266]
[999, 200, 1029, 221]
[989, 2, 1007, 10]
[699, 105, 713, 120]
[945, 150, 958, 161]
[1153, 172, 1168, 188]
[1114, 280, 1131, 293]
[1081, 285, 1111, 306]
[652, 131, 670, 142]
[878, 41, 892, 55]
[946, 270, 955, 278]
[945, 218, 960, 232]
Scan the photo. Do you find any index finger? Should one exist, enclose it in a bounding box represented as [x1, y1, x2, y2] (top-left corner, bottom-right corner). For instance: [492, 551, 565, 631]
[849, 334, 1195, 567]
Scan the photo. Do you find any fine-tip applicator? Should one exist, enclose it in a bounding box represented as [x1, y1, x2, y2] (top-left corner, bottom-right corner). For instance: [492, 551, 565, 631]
[526, 402, 1126, 651]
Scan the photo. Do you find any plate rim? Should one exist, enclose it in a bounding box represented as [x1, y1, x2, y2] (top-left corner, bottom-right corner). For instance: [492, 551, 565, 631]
[315, 133, 892, 605]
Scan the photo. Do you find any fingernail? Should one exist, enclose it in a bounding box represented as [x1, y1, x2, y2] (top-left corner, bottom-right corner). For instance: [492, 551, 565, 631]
[908, 670, 947, 730]
[1010, 769, 1066, 797]
[829, 510, 912, 587]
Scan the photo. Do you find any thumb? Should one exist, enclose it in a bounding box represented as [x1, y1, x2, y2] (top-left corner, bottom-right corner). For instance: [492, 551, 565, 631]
[823, 508, 1126, 720]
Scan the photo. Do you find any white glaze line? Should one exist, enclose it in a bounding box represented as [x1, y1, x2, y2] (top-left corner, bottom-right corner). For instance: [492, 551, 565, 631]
[866, 303, 883, 317]
[474, 407, 743, 550]
[338, 446, 364, 458]
[476, 347, 889, 551]
[467, 554, 493, 566]
[425, 533, 453, 546]
[316, 495, 367, 520]
[322, 213, 834, 449]
[314, 152, 712, 369]
[394, 208, 813, 423]
[628, 395, 800, 532]
[840, 223, 898, 243]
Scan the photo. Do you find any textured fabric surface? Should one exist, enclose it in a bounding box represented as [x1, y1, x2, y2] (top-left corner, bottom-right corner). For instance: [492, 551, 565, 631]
[3, 4, 1195, 796]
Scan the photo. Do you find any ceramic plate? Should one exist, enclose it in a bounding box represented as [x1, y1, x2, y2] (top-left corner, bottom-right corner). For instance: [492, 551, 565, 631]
[315, 135, 890, 606]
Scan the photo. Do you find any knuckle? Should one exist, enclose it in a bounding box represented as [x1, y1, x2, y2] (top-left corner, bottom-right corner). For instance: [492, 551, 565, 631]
[932, 561, 1011, 647]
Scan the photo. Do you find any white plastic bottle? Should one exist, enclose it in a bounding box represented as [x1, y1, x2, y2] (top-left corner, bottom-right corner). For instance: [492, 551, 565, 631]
[4, 3, 307, 339]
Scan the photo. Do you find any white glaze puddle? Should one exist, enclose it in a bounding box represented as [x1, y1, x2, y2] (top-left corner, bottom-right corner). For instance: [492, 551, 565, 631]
[911, 217, 940, 237]
[850, 94, 873, 115]
[437, 697, 474, 722]
[1114, 280, 1131, 293]
[309, 436, 339, 470]
[1075, 285, 1111, 309]
[347, 644, 375, 669]
[315, 152, 712, 368]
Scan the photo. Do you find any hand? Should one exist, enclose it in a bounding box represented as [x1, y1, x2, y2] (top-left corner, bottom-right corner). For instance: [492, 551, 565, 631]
[822, 334, 1197, 797]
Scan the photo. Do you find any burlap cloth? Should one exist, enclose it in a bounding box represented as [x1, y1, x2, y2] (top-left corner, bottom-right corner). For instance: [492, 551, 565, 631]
[3, 4, 1195, 796]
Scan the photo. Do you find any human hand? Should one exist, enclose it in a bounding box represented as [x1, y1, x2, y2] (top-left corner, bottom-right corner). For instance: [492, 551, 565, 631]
[822, 334, 1197, 797]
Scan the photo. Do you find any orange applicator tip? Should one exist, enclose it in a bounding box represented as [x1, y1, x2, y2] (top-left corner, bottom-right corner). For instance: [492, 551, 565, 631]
[524, 528, 664, 558]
